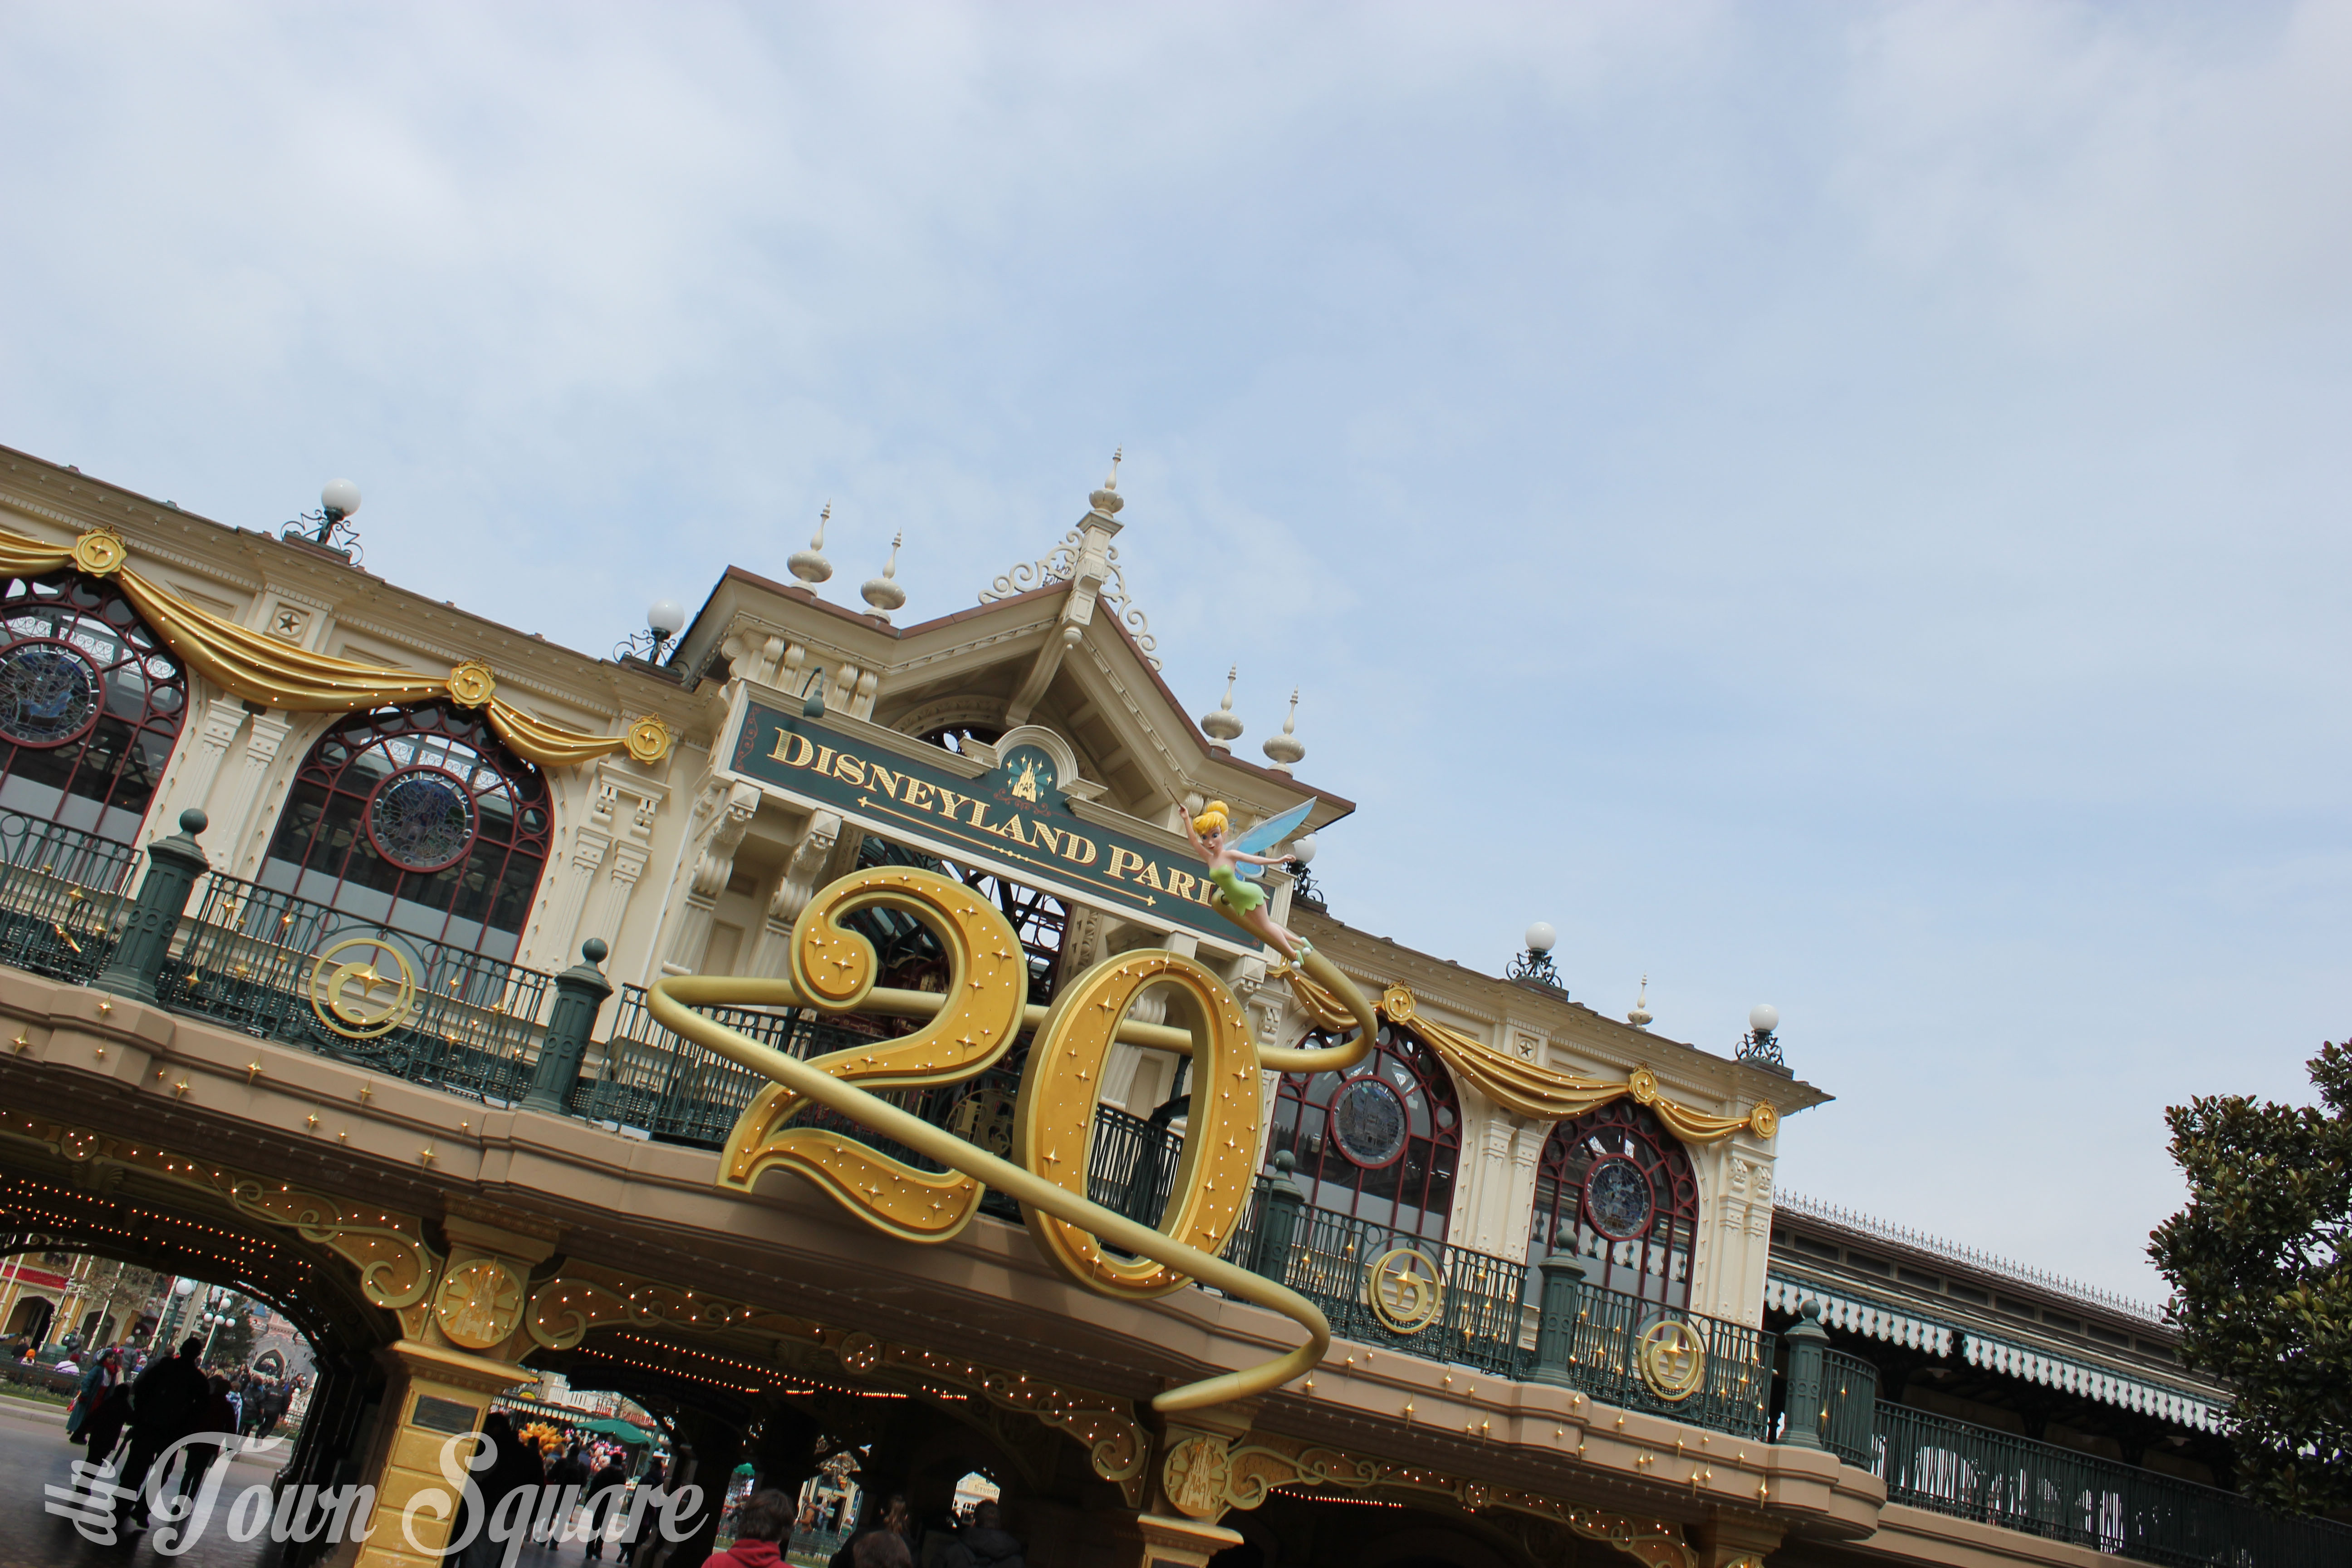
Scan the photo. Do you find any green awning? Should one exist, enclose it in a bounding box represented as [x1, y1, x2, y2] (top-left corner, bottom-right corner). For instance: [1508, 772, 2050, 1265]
[568, 1416, 653, 1443]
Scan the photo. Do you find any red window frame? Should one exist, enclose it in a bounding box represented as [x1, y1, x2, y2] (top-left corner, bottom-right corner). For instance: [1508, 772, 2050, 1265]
[0, 572, 187, 844]
[261, 702, 552, 962]
[1264, 1022, 1461, 1242]
[1529, 1099, 1698, 1308]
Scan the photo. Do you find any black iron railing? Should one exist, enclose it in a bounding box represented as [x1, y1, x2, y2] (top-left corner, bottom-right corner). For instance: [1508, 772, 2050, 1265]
[22, 842, 2347, 1563]
[1816, 1348, 1880, 1467]
[1876, 1401, 2352, 1567]
[1564, 1277, 1773, 1439]
[160, 872, 554, 1100]
[0, 809, 139, 985]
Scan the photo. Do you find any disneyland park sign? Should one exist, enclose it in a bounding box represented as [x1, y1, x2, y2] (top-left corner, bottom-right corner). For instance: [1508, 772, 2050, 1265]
[726, 701, 1242, 942]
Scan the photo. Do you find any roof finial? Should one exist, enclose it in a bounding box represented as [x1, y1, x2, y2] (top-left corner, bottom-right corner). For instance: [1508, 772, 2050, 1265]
[1262, 687, 1305, 772]
[1201, 665, 1244, 747]
[1089, 451, 1125, 518]
[861, 532, 906, 621]
[1627, 975, 1652, 1029]
[789, 502, 834, 588]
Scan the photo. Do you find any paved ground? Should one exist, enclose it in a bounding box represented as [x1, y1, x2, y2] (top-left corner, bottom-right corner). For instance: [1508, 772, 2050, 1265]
[0, 1399, 598, 1568]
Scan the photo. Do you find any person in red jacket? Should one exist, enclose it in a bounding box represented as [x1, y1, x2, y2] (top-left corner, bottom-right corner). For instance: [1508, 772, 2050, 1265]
[704, 1489, 794, 1568]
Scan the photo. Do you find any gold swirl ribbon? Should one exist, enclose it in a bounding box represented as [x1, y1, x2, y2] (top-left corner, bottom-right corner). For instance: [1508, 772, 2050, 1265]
[652, 939, 1382, 1413]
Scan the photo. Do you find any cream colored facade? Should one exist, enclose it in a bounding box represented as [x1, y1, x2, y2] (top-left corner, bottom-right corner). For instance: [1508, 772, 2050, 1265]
[0, 445, 1802, 1331]
[0, 441, 2293, 1568]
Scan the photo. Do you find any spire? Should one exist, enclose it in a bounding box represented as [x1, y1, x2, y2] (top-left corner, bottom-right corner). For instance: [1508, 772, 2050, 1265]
[1200, 665, 1244, 747]
[1262, 688, 1305, 772]
[1088, 447, 1125, 519]
[789, 503, 834, 588]
[862, 532, 906, 621]
[1627, 975, 1652, 1029]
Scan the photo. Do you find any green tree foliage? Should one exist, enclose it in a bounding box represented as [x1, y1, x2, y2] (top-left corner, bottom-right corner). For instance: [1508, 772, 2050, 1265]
[206, 1298, 258, 1372]
[2150, 1040, 2351, 1514]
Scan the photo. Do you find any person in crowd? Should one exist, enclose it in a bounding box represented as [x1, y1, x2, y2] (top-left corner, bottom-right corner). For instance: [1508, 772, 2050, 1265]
[79, 1378, 134, 1468]
[959, 1502, 1024, 1568]
[175, 1374, 240, 1503]
[456, 1413, 547, 1568]
[54, 1348, 82, 1373]
[853, 1533, 912, 1568]
[621, 1454, 668, 1562]
[66, 1347, 120, 1442]
[543, 1441, 591, 1544]
[702, 1487, 794, 1568]
[583, 1448, 631, 1560]
[115, 1336, 210, 1529]
[830, 1495, 911, 1568]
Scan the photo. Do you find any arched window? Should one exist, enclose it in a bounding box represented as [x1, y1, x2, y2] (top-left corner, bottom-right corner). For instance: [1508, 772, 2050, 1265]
[0, 573, 186, 843]
[260, 703, 552, 962]
[1528, 1100, 1698, 1307]
[1264, 1022, 1461, 1242]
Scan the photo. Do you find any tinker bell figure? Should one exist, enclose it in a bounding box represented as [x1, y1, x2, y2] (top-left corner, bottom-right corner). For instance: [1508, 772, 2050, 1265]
[1185, 798, 1315, 963]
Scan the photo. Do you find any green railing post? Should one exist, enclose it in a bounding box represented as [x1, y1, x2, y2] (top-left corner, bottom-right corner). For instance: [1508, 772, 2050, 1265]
[1530, 1227, 1587, 1387]
[521, 939, 614, 1115]
[1251, 1151, 1307, 1284]
[1781, 1298, 1828, 1449]
[93, 809, 207, 1004]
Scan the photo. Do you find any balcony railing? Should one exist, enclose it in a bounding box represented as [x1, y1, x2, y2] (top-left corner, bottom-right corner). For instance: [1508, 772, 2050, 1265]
[1875, 1401, 2352, 1567]
[0, 810, 140, 985]
[158, 872, 556, 1102]
[1816, 1347, 1881, 1468]
[15, 830, 2349, 1565]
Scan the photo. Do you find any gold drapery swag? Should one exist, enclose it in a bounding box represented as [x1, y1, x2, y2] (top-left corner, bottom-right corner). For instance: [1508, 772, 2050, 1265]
[0, 526, 673, 769]
[1277, 967, 1778, 1142]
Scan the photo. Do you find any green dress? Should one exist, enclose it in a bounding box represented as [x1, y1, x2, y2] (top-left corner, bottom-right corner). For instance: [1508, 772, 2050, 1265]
[1209, 863, 1266, 914]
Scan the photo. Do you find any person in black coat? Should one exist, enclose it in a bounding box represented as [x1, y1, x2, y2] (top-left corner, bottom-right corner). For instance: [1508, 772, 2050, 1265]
[543, 1442, 590, 1544]
[583, 1452, 631, 1559]
[115, 1336, 210, 1529]
[80, 1382, 134, 1468]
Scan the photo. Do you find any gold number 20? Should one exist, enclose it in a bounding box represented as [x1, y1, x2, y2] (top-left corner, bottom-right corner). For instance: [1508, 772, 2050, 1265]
[716, 867, 1259, 1281]
[668, 862, 1377, 1409]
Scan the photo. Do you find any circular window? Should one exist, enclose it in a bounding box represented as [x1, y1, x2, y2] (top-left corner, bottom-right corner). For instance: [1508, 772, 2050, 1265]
[0, 639, 103, 746]
[1583, 1155, 1656, 1241]
[366, 768, 477, 872]
[1329, 1076, 1409, 1168]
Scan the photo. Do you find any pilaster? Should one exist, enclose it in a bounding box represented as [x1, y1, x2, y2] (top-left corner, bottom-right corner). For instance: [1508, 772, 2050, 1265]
[216, 709, 301, 873]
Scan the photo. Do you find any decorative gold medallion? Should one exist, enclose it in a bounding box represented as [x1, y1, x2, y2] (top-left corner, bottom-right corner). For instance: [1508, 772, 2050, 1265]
[307, 937, 419, 1039]
[1366, 1246, 1446, 1334]
[446, 660, 497, 707]
[70, 528, 127, 577]
[623, 715, 672, 764]
[1162, 1435, 1233, 1520]
[1636, 1318, 1707, 1402]
[1378, 984, 1417, 1023]
[435, 1258, 524, 1349]
[1747, 1101, 1779, 1140]
[1627, 1065, 1660, 1105]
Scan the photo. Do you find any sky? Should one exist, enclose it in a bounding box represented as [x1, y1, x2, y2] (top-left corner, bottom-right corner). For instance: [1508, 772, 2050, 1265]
[4, 1, 2348, 1305]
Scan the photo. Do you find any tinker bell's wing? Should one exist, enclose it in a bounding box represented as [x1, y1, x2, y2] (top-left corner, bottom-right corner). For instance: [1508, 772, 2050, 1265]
[1233, 800, 1315, 882]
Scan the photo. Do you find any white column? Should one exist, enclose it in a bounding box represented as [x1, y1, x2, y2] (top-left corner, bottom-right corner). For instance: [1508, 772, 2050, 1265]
[580, 838, 650, 962]
[216, 711, 299, 873]
[152, 695, 249, 834]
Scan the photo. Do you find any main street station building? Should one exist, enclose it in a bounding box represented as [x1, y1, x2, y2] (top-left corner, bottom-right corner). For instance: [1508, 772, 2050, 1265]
[0, 444, 2333, 1568]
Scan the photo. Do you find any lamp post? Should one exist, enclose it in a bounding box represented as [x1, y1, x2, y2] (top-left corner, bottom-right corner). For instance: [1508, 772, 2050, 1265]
[1505, 921, 1565, 993]
[156, 1275, 196, 1348]
[1285, 832, 1323, 911]
[616, 598, 686, 665]
[282, 479, 363, 556]
[1738, 1003, 1789, 1072]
